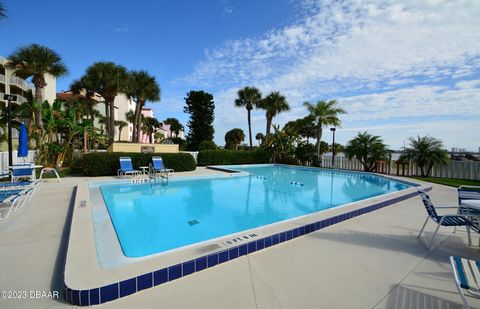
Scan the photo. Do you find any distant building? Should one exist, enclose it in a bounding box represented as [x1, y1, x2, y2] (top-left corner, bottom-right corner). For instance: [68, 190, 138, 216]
[459, 148, 467, 152]
[452, 147, 459, 153]
[56, 91, 135, 141]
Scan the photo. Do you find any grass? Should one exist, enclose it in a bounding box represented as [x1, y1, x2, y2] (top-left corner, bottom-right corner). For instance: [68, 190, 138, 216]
[411, 177, 480, 188]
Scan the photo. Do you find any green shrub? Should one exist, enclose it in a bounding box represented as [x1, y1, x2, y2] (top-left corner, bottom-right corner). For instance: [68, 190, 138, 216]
[197, 149, 270, 166]
[198, 140, 217, 151]
[82, 152, 196, 176]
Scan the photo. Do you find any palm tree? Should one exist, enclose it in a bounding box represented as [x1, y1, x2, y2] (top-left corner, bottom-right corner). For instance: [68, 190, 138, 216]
[142, 117, 161, 144]
[115, 120, 128, 141]
[164, 117, 183, 137]
[8, 44, 68, 144]
[225, 128, 245, 150]
[344, 132, 388, 172]
[399, 135, 449, 177]
[126, 70, 160, 143]
[303, 99, 346, 164]
[74, 62, 128, 142]
[255, 132, 264, 146]
[258, 92, 290, 140]
[234, 86, 262, 149]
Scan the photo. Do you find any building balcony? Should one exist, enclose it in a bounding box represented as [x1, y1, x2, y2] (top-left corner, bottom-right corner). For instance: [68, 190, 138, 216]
[0, 73, 34, 90]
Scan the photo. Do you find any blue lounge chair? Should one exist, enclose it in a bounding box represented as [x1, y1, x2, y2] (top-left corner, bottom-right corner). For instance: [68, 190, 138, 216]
[0, 188, 33, 220]
[118, 157, 141, 178]
[417, 190, 479, 249]
[151, 156, 174, 174]
[458, 186, 480, 203]
[450, 256, 480, 309]
[10, 163, 35, 182]
[148, 156, 174, 183]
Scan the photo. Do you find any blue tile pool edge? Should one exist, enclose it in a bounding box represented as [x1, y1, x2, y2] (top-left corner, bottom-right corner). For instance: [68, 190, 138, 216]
[63, 186, 432, 306]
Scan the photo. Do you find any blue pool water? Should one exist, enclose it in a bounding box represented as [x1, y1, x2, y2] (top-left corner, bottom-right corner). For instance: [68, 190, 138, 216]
[99, 165, 410, 257]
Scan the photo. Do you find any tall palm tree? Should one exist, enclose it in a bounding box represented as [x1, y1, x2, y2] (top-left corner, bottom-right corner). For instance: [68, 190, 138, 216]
[126, 70, 160, 143]
[303, 99, 346, 164]
[115, 120, 128, 141]
[399, 135, 449, 177]
[258, 92, 290, 140]
[74, 62, 128, 142]
[234, 86, 262, 149]
[142, 117, 161, 144]
[8, 44, 68, 144]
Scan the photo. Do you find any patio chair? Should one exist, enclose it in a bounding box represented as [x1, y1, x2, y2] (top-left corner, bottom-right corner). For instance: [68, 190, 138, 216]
[456, 186, 480, 233]
[449, 256, 480, 309]
[10, 163, 35, 182]
[417, 190, 479, 249]
[0, 188, 33, 221]
[118, 157, 141, 178]
[151, 156, 174, 174]
[458, 186, 480, 203]
[148, 156, 174, 183]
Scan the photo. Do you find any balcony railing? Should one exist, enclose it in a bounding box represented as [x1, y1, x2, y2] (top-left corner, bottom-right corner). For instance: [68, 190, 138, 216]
[9, 75, 34, 89]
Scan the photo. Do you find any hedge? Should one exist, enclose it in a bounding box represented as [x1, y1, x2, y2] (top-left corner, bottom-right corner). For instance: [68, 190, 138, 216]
[82, 152, 196, 176]
[197, 149, 270, 166]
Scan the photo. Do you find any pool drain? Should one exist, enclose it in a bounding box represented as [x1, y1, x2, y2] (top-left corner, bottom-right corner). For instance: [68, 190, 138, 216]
[188, 219, 199, 226]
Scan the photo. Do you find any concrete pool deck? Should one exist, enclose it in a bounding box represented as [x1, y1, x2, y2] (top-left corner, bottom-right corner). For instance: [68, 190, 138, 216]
[0, 168, 479, 308]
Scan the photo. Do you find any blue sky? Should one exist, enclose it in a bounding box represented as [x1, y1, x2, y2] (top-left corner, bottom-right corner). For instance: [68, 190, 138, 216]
[1, 0, 479, 150]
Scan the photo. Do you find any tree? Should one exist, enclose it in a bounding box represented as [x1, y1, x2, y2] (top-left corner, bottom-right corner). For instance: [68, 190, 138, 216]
[8, 44, 68, 145]
[234, 86, 262, 149]
[255, 132, 264, 146]
[344, 132, 388, 172]
[303, 99, 346, 164]
[126, 70, 160, 142]
[184, 90, 215, 150]
[142, 117, 161, 144]
[164, 117, 184, 137]
[115, 120, 128, 141]
[264, 124, 300, 163]
[225, 128, 245, 150]
[74, 62, 128, 142]
[258, 92, 290, 141]
[399, 135, 449, 177]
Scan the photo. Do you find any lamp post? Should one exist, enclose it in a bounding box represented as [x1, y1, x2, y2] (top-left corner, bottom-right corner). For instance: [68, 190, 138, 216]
[3, 94, 18, 167]
[330, 127, 336, 168]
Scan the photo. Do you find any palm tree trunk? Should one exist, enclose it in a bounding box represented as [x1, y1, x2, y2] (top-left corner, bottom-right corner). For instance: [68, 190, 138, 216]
[34, 86, 44, 147]
[316, 126, 323, 164]
[247, 110, 252, 149]
[265, 116, 272, 140]
[149, 131, 153, 144]
[104, 102, 109, 135]
[108, 98, 115, 143]
[132, 100, 142, 142]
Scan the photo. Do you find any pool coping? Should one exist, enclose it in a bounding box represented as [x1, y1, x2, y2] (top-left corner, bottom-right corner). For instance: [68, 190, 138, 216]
[63, 167, 431, 306]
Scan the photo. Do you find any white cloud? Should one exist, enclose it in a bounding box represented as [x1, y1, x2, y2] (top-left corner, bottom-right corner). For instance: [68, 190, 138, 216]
[177, 0, 480, 148]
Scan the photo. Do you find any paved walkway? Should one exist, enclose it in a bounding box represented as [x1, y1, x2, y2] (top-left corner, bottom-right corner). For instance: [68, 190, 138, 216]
[0, 176, 479, 308]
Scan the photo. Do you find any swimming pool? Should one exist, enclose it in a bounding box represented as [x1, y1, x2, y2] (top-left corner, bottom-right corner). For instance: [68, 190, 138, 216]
[99, 165, 411, 258]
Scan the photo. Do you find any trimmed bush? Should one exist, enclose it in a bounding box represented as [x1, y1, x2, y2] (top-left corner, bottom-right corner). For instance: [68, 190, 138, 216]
[82, 152, 196, 176]
[197, 149, 270, 166]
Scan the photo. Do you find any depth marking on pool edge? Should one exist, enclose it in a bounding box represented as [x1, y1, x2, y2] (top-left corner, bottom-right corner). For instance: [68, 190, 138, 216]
[222, 233, 258, 247]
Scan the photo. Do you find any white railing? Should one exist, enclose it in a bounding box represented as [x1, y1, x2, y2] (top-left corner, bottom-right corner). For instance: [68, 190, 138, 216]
[180, 151, 199, 163]
[321, 156, 480, 181]
[0, 150, 37, 171]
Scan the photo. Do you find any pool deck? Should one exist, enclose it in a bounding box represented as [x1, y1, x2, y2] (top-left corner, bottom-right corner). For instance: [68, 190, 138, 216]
[0, 167, 479, 308]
